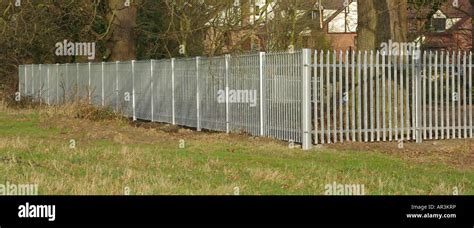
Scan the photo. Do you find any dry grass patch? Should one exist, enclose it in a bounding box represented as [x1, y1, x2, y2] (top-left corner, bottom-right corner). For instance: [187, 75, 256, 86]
[0, 101, 473, 195]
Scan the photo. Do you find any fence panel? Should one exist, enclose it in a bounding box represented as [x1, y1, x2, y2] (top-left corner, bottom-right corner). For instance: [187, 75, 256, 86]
[88, 63, 102, 107]
[77, 63, 89, 103]
[65, 63, 77, 102]
[117, 61, 133, 118]
[313, 50, 473, 144]
[24, 65, 33, 97]
[40, 65, 50, 103]
[38, 64, 49, 102]
[152, 59, 173, 123]
[31, 64, 40, 100]
[174, 58, 197, 127]
[57, 64, 67, 103]
[133, 61, 152, 121]
[265, 51, 302, 143]
[48, 64, 58, 105]
[102, 62, 118, 110]
[228, 53, 261, 136]
[198, 56, 227, 132]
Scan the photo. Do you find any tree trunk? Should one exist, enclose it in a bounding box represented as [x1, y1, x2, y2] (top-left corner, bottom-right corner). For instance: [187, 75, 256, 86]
[470, 0, 474, 51]
[357, 0, 381, 51]
[106, 0, 137, 61]
[387, 0, 408, 43]
[356, 0, 407, 50]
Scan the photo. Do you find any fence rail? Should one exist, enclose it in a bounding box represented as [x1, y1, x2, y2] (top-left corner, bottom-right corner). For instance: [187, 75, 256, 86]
[18, 49, 474, 150]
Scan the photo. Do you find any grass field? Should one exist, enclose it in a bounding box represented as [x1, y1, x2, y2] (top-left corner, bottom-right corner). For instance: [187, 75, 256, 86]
[0, 101, 473, 195]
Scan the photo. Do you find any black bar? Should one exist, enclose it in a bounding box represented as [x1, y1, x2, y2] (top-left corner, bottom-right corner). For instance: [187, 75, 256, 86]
[0, 196, 473, 226]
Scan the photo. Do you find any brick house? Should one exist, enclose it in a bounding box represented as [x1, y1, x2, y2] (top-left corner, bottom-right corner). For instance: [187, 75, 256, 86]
[311, 0, 357, 51]
[203, 0, 358, 54]
[204, 0, 472, 54]
[408, 0, 472, 51]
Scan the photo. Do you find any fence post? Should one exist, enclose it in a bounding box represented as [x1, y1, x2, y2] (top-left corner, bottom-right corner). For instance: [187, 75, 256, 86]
[30, 65, 33, 97]
[101, 62, 105, 106]
[88, 62, 91, 104]
[196, 57, 201, 131]
[225, 54, 230, 133]
[32, 64, 35, 100]
[116, 61, 119, 112]
[302, 49, 312, 150]
[76, 62, 79, 101]
[18, 66, 22, 98]
[39, 64, 42, 103]
[150, 60, 154, 122]
[47, 65, 50, 105]
[24, 65, 27, 96]
[415, 53, 423, 143]
[171, 58, 175, 125]
[57, 64, 59, 104]
[65, 63, 68, 102]
[132, 60, 137, 121]
[259, 52, 265, 136]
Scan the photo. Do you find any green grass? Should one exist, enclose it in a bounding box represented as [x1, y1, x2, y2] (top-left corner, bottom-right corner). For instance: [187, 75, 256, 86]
[0, 109, 472, 195]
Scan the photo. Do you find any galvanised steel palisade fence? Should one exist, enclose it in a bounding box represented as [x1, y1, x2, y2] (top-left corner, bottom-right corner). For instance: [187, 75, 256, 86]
[313, 50, 473, 145]
[18, 49, 474, 150]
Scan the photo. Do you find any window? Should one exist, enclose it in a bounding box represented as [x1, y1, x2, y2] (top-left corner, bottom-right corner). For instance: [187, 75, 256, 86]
[432, 18, 446, 32]
[311, 10, 320, 20]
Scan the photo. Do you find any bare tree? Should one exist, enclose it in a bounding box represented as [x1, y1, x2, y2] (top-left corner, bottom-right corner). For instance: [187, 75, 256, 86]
[106, 0, 137, 61]
[357, 0, 408, 51]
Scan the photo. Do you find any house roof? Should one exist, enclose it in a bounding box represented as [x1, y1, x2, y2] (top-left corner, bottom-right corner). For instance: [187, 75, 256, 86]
[408, 0, 472, 19]
[439, 0, 472, 17]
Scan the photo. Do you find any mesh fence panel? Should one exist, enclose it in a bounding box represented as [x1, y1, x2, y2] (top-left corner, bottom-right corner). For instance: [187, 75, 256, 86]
[228, 54, 261, 136]
[103, 62, 118, 110]
[32, 65, 40, 100]
[66, 64, 78, 102]
[198, 56, 227, 132]
[152, 60, 173, 123]
[174, 58, 197, 127]
[57, 64, 67, 103]
[49, 64, 59, 104]
[264, 51, 302, 142]
[90, 63, 102, 106]
[39, 65, 49, 102]
[77, 63, 89, 103]
[134, 61, 152, 120]
[118, 61, 133, 117]
[24, 65, 32, 96]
